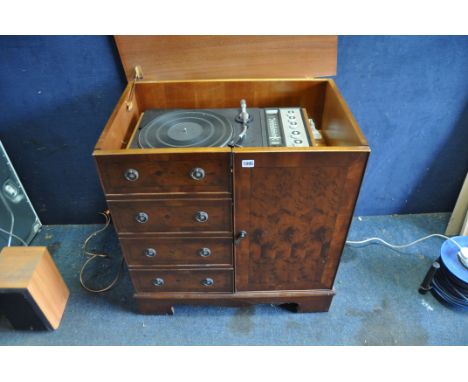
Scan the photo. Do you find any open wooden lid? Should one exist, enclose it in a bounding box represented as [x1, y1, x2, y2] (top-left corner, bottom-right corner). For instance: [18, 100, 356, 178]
[115, 36, 337, 82]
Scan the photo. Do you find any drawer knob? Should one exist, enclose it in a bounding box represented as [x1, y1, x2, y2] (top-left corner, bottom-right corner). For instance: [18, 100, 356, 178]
[145, 248, 157, 257]
[195, 211, 209, 223]
[135, 212, 149, 224]
[190, 167, 205, 181]
[202, 278, 214, 287]
[124, 168, 139, 181]
[198, 247, 212, 257]
[152, 278, 164, 287]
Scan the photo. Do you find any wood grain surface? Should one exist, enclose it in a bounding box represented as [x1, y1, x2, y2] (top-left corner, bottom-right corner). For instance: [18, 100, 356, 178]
[95, 151, 232, 195]
[135, 289, 334, 314]
[92, 52, 371, 312]
[233, 151, 369, 291]
[130, 269, 233, 293]
[108, 198, 233, 234]
[120, 236, 233, 267]
[115, 36, 337, 81]
[0, 247, 69, 330]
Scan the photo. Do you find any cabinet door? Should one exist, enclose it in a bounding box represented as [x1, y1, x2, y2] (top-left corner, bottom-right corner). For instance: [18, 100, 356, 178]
[233, 150, 368, 292]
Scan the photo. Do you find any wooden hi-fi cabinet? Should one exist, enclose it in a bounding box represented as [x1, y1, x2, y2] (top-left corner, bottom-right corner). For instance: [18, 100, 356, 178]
[93, 36, 370, 314]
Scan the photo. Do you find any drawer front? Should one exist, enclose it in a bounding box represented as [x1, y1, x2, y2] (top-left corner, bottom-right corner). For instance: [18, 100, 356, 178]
[95, 152, 231, 194]
[108, 199, 232, 233]
[130, 269, 233, 293]
[120, 237, 233, 266]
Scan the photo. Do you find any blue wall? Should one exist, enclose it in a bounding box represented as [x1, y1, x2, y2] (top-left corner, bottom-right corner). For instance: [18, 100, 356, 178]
[337, 36, 468, 216]
[0, 36, 467, 224]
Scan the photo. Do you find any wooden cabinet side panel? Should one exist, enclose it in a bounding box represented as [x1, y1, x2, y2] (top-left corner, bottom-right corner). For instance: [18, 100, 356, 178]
[320, 152, 369, 287]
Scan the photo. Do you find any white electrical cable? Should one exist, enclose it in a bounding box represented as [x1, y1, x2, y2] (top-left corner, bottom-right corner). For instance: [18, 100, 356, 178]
[0, 226, 28, 246]
[346, 233, 464, 253]
[0, 192, 15, 246]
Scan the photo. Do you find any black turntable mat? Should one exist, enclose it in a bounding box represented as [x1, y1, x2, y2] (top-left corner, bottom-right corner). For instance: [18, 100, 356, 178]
[137, 110, 234, 148]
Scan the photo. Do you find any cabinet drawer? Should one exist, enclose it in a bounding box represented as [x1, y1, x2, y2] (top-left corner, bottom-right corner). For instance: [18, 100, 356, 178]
[120, 237, 233, 266]
[130, 269, 233, 293]
[109, 199, 232, 233]
[95, 152, 231, 194]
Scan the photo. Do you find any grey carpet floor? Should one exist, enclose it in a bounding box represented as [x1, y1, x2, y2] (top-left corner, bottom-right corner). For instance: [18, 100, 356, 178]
[0, 213, 466, 345]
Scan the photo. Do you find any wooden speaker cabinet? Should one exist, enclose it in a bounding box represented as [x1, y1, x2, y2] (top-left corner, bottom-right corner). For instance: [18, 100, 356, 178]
[93, 36, 370, 314]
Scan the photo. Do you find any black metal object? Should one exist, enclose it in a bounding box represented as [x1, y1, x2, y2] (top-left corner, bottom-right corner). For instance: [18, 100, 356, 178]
[419, 261, 440, 294]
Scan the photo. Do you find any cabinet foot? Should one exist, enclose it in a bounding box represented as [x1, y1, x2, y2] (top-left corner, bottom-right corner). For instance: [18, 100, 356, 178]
[280, 297, 332, 313]
[137, 301, 174, 315]
[294, 300, 327, 313]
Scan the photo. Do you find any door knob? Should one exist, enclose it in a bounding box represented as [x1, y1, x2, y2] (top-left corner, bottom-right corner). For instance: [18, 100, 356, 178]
[235, 230, 248, 245]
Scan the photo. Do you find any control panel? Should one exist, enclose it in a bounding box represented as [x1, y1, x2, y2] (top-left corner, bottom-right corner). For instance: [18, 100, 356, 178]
[265, 108, 310, 147]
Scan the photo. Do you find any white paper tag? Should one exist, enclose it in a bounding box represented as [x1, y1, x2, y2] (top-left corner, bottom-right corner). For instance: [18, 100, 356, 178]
[242, 159, 255, 168]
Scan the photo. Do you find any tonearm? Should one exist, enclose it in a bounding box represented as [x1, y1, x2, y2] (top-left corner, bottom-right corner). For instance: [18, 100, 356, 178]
[230, 99, 252, 147]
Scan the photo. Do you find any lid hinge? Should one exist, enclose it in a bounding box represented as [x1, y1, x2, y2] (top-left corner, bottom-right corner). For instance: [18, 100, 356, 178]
[126, 65, 144, 112]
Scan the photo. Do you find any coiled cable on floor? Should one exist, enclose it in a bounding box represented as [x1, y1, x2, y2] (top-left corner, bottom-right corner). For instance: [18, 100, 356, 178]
[346, 233, 468, 311]
[431, 257, 468, 311]
[79, 211, 124, 293]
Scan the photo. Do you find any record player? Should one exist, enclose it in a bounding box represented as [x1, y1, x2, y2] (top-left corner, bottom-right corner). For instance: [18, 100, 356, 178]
[128, 102, 313, 149]
[93, 36, 370, 315]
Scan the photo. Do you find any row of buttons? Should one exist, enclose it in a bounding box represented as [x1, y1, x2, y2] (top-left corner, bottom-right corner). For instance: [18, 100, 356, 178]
[286, 110, 303, 145]
[280, 109, 309, 147]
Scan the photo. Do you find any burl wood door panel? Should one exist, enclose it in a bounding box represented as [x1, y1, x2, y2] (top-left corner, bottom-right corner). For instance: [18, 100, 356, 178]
[233, 151, 368, 291]
[95, 152, 231, 195]
[108, 198, 232, 234]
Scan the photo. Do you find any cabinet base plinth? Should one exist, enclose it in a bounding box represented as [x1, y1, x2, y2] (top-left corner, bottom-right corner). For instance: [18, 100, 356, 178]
[134, 290, 334, 315]
[137, 300, 175, 315]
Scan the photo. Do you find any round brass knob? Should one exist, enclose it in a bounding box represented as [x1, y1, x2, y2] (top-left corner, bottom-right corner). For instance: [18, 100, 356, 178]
[145, 248, 157, 257]
[198, 247, 211, 257]
[190, 167, 205, 181]
[135, 212, 149, 224]
[201, 278, 214, 287]
[195, 211, 209, 223]
[152, 278, 164, 287]
[124, 168, 139, 181]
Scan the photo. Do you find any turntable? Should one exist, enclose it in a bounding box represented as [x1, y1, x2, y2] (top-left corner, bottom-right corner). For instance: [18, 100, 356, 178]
[93, 36, 370, 315]
[128, 101, 313, 149]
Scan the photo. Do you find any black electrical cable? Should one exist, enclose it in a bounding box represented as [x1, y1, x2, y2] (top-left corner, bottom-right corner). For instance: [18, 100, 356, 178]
[80, 211, 124, 293]
[431, 257, 468, 311]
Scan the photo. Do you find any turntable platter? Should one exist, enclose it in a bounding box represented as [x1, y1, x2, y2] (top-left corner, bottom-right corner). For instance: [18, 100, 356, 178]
[137, 111, 234, 148]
